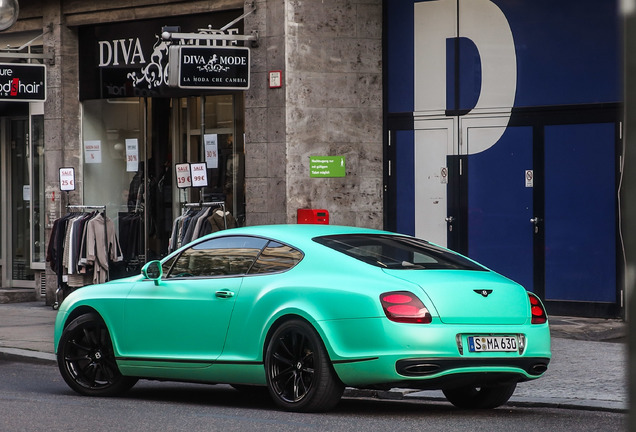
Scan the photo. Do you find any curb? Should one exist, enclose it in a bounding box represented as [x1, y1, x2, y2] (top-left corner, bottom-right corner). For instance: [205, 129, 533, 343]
[1, 347, 627, 414]
[0, 348, 57, 365]
[343, 388, 628, 414]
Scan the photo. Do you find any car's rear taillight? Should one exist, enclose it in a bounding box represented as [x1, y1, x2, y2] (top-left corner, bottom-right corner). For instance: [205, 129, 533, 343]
[380, 291, 432, 324]
[528, 292, 547, 324]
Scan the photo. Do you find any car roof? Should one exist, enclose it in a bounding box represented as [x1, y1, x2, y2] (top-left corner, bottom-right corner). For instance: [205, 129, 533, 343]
[212, 224, 394, 248]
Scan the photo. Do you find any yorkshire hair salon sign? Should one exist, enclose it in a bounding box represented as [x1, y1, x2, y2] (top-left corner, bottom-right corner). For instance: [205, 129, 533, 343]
[0, 63, 46, 102]
[168, 46, 250, 90]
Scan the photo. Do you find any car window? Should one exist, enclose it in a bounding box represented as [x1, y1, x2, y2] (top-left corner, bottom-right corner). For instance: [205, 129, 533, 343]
[167, 236, 268, 278]
[248, 241, 303, 274]
[161, 255, 177, 277]
[313, 234, 486, 271]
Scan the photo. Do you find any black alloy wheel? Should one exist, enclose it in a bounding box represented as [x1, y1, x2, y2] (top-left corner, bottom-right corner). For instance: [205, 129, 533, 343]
[442, 382, 517, 409]
[57, 312, 137, 397]
[265, 319, 344, 412]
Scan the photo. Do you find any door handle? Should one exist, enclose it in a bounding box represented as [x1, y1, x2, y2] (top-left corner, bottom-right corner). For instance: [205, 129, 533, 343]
[215, 290, 235, 299]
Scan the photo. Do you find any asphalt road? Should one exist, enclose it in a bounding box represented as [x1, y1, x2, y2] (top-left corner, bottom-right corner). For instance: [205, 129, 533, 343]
[0, 360, 625, 432]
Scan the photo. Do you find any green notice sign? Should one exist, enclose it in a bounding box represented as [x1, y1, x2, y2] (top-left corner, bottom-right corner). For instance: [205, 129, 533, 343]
[310, 156, 346, 178]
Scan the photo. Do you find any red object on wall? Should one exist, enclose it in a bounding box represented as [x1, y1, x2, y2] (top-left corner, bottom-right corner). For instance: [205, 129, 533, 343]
[297, 209, 329, 224]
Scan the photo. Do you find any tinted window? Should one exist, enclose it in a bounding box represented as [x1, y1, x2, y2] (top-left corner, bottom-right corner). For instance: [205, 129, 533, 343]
[313, 234, 485, 271]
[248, 241, 303, 274]
[162, 255, 177, 277]
[168, 236, 268, 278]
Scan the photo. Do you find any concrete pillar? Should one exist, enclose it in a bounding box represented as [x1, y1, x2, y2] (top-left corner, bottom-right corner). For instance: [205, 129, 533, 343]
[244, 0, 383, 228]
[42, 0, 81, 305]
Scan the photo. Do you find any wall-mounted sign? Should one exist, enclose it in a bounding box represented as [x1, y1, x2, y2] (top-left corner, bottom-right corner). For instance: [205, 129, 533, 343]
[0, 63, 46, 102]
[168, 45, 250, 90]
[78, 11, 243, 99]
[175, 163, 192, 188]
[269, 70, 282, 88]
[525, 169, 534, 188]
[310, 156, 346, 178]
[59, 167, 76, 191]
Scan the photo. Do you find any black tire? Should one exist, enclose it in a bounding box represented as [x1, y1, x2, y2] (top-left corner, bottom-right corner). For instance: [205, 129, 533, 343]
[443, 382, 517, 409]
[265, 319, 344, 412]
[57, 312, 137, 397]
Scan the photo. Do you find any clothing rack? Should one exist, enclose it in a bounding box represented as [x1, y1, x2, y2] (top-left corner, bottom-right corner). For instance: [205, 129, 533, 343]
[67, 204, 109, 279]
[183, 201, 227, 229]
[66, 204, 107, 212]
[52, 205, 109, 310]
[67, 205, 108, 259]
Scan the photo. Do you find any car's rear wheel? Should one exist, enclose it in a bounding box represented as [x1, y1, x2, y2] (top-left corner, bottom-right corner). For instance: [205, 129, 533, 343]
[265, 319, 344, 412]
[57, 312, 137, 397]
[443, 382, 517, 409]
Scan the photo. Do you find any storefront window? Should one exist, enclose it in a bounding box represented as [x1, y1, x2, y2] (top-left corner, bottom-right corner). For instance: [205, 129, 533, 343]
[82, 98, 146, 272]
[82, 94, 245, 275]
[184, 95, 245, 219]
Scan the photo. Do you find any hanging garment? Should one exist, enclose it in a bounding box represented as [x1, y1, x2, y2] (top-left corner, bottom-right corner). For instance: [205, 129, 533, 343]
[81, 214, 123, 284]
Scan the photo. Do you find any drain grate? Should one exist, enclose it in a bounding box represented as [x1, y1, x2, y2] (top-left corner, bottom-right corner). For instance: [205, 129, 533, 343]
[39, 271, 46, 297]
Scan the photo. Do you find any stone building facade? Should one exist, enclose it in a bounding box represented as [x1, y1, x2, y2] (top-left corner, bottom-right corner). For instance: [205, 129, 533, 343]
[0, 0, 383, 304]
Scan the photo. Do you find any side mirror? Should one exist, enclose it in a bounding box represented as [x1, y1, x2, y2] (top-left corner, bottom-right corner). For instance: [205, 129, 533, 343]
[142, 260, 163, 286]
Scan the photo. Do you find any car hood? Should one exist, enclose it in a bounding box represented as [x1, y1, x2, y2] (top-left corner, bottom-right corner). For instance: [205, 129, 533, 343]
[382, 269, 529, 325]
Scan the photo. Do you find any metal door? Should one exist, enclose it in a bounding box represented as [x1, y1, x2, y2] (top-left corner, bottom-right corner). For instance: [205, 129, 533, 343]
[413, 118, 456, 247]
[543, 123, 617, 303]
[462, 119, 534, 291]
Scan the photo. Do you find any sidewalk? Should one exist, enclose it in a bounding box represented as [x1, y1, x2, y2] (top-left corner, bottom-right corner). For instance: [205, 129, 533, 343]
[0, 302, 628, 412]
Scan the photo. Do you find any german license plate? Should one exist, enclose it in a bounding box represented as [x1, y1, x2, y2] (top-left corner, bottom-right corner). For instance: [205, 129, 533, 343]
[468, 336, 518, 352]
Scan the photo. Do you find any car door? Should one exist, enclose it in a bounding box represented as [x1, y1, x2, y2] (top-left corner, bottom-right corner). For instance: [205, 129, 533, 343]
[119, 236, 268, 362]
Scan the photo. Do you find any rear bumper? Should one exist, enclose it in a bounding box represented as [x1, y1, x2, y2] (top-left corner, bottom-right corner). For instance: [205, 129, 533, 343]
[396, 357, 550, 377]
[320, 317, 551, 388]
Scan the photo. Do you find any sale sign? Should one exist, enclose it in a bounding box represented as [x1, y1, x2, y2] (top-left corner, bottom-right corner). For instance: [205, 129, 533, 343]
[191, 163, 208, 187]
[125, 138, 139, 172]
[175, 163, 192, 188]
[59, 167, 75, 191]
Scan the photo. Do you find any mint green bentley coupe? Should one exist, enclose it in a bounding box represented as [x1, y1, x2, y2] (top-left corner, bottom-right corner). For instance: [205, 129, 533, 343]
[54, 224, 550, 412]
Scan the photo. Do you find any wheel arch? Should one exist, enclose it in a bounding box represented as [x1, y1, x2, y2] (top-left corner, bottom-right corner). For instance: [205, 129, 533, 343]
[62, 305, 102, 330]
[262, 313, 337, 366]
[57, 304, 123, 357]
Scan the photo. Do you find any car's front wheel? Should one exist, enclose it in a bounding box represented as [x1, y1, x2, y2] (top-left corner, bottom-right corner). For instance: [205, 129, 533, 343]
[443, 382, 517, 409]
[265, 319, 344, 412]
[57, 312, 137, 397]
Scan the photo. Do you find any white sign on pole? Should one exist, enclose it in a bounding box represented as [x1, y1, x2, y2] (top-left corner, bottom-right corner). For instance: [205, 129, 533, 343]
[126, 138, 139, 172]
[191, 163, 208, 187]
[204, 134, 219, 169]
[59, 167, 75, 191]
[175, 163, 192, 188]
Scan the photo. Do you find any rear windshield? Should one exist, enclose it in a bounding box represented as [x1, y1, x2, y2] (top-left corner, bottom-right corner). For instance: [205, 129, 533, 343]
[313, 234, 486, 271]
